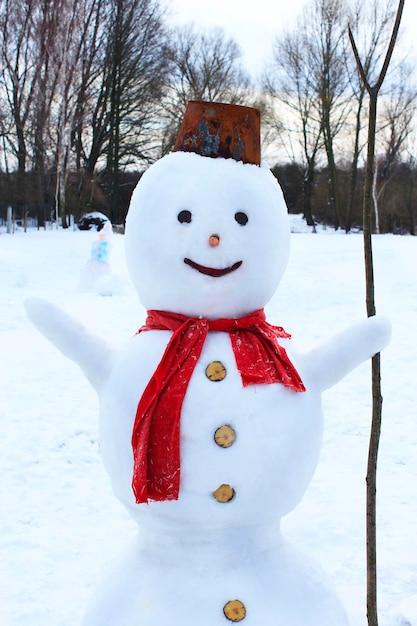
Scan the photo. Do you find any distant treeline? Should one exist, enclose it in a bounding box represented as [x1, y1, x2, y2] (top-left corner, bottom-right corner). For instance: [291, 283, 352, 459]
[0, 168, 142, 229]
[272, 161, 417, 235]
[1, 160, 415, 234]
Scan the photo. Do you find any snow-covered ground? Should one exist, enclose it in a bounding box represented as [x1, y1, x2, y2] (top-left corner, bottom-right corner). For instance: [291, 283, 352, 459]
[1, 222, 416, 625]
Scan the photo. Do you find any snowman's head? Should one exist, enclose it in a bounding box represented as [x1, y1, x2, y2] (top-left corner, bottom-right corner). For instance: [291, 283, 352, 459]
[125, 101, 290, 319]
[125, 152, 290, 318]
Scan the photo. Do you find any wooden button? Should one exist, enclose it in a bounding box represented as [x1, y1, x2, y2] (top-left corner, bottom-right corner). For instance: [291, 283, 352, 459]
[214, 425, 236, 448]
[205, 361, 227, 381]
[213, 484, 235, 503]
[223, 599, 246, 622]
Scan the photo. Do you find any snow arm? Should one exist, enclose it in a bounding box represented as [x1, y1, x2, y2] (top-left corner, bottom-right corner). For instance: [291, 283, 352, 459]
[25, 297, 116, 393]
[302, 315, 391, 392]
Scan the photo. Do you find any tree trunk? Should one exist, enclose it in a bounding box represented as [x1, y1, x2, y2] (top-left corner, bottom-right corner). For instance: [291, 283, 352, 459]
[348, 3, 405, 624]
[346, 94, 364, 233]
[302, 162, 316, 227]
[323, 112, 341, 229]
[106, 0, 123, 225]
[372, 159, 380, 235]
[362, 94, 380, 626]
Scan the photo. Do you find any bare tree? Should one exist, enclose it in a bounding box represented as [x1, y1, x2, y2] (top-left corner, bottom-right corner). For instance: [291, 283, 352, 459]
[67, 0, 171, 222]
[51, 0, 90, 228]
[344, 0, 398, 232]
[104, 0, 172, 223]
[265, 0, 349, 229]
[31, 0, 74, 227]
[161, 25, 251, 155]
[264, 28, 324, 227]
[71, 0, 108, 173]
[32, 1, 53, 219]
[349, 1, 405, 624]
[0, 0, 99, 227]
[0, 0, 39, 224]
[308, 0, 350, 229]
[372, 68, 417, 231]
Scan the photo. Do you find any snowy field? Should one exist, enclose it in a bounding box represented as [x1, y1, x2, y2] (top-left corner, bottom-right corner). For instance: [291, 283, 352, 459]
[1, 222, 416, 625]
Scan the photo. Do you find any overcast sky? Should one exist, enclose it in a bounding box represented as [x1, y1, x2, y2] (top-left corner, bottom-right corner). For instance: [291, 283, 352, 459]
[169, 0, 416, 80]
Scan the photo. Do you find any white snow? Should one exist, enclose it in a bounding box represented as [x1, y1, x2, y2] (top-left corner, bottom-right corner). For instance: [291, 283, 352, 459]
[1, 222, 416, 625]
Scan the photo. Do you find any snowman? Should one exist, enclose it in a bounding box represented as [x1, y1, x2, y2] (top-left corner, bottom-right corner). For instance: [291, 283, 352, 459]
[78, 220, 113, 293]
[26, 101, 391, 626]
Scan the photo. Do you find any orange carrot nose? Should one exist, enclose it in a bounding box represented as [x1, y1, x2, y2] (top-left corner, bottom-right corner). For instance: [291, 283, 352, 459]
[209, 235, 220, 247]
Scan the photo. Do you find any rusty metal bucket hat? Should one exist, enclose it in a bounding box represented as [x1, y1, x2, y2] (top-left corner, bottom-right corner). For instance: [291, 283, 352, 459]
[173, 101, 261, 166]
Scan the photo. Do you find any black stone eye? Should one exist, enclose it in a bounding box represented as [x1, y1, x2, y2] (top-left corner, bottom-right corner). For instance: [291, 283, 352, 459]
[177, 210, 192, 224]
[235, 211, 248, 226]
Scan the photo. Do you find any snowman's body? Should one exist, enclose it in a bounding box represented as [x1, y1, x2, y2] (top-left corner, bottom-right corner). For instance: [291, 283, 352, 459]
[100, 329, 321, 527]
[26, 151, 391, 626]
[86, 329, 338, 626]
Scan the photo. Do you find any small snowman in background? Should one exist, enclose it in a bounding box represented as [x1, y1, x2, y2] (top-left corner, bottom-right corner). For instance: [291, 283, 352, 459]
[78, 220, 117, 295]
[26, 101, 391, 626]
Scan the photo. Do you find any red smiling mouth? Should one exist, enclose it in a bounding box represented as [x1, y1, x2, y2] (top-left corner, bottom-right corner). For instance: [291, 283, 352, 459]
[184, 258, 242, 277]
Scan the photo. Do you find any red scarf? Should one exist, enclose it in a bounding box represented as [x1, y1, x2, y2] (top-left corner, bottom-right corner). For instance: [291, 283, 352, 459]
[132, 309, 305, 504]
